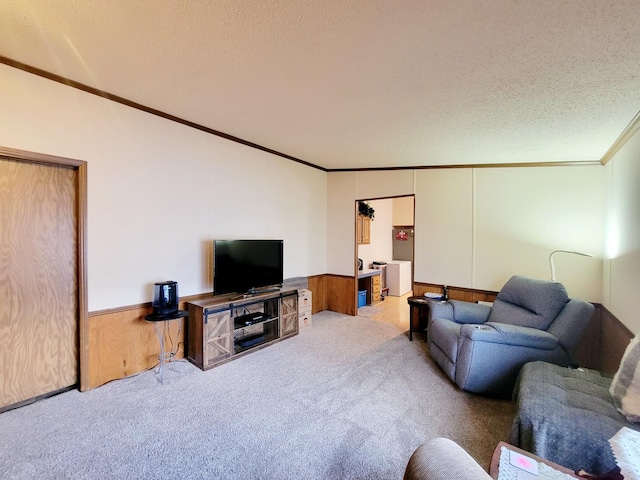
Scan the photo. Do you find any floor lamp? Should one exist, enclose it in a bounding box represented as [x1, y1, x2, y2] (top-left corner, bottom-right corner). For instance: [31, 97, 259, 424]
[549, 249, 593, 281]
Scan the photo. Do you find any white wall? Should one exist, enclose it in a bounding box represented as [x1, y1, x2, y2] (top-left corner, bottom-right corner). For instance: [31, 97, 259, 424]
[329, 165, 605, 303]
[327, 171, 415, 276]
[0, 64, 327, 311]
[421, 166, 605, 300]
[414, 169, 474, 288]
[327, 172, 358, 275]
[355, 170, 415, 200]
[392, 196, 414, 226]
[604, 128, 640, 334]
[473, 166, 604, 300]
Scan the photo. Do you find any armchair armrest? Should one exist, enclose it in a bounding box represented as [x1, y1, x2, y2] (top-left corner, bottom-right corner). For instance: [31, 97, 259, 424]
[450, 300, 491, 324]
[428, 300, 491, 324]
[404, 438, 491, 480]
[427, 300, 453, 321]
[460, 322, 559, 350]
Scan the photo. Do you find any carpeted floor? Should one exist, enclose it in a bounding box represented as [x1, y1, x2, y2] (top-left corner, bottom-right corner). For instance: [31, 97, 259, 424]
[0, 311, 515, 479]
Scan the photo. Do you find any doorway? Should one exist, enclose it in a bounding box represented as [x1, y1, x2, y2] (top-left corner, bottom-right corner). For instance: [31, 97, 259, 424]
[355, 195, 415, 311]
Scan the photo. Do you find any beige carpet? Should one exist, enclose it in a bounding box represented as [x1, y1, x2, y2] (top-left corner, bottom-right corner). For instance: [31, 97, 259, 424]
[0, 310, 515, 479]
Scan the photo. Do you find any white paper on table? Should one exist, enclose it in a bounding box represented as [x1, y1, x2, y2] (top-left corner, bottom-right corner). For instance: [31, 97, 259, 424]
[609, 427, 640, 480]
[497, 447, 577, 480]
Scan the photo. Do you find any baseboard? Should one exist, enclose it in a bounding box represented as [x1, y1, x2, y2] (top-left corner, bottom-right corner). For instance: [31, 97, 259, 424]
[0, 384, 76, 414]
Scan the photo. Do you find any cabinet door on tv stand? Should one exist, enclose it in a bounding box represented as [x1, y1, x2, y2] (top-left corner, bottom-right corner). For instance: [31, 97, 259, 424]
[280, 294, 298, 337]
[204, 310, 232, 368]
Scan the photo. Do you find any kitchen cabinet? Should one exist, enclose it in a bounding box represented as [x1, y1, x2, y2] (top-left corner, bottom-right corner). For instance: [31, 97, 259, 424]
[357, 215, 371, 245]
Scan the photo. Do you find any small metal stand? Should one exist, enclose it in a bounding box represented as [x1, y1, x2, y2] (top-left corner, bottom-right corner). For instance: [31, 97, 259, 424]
[144, 310, 188, 383]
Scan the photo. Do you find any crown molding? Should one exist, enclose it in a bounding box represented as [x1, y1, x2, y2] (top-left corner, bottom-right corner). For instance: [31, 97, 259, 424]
[600, 110, 640, 165]
[327, 160, 602, 172]
[0, 55, 327, 172]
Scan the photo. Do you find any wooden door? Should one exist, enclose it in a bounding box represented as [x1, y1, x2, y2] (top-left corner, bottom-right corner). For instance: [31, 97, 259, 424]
[0, 158, 79, 409]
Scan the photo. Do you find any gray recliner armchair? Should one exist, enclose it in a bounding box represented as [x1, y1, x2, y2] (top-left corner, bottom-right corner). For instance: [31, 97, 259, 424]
[428, 275, 594, 397]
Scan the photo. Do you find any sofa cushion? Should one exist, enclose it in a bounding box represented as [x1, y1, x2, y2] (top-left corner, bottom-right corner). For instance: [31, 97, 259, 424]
[609, 336, 640, 423]
[488, 275, 569, 330]
[465, 323, 559, 350]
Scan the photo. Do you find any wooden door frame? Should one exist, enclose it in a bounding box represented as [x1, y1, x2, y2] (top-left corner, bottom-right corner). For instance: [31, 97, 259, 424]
[354, 194, 416, 311]
[0, 146, 89, 391]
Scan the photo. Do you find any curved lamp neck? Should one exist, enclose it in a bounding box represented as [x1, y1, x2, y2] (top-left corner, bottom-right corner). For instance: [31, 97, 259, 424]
[549, 249, 593, 281]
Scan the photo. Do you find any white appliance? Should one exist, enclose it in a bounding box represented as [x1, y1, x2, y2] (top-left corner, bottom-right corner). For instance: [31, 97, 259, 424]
[386, 260, 412, 296]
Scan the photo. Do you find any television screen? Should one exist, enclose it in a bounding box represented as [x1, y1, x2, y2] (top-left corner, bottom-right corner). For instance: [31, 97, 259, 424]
[213, 240, 284, 295]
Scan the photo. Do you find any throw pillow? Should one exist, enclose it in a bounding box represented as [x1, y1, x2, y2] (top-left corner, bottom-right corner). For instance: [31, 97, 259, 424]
[609, 335, 640, 423]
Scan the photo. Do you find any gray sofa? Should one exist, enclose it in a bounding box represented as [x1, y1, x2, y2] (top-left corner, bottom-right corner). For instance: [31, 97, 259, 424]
[510, 361, 640, 475]
[428, 275, 594, 397]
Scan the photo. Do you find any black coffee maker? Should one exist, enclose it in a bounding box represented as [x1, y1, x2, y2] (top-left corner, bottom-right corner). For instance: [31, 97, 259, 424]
[152, 281, 179, 317]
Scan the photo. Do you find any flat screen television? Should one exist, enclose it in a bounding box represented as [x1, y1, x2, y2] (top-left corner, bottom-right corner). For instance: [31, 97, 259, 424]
[212, 239, 284, 296]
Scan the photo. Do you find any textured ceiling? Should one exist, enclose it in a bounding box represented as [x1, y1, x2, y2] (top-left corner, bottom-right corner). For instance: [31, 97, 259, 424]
[1, 0, 640, 170]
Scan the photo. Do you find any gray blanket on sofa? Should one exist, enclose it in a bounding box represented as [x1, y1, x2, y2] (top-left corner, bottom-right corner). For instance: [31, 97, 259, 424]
[509, 361, 640, 475]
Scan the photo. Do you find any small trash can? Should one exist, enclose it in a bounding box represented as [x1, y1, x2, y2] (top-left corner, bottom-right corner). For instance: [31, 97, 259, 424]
[358, 290, 367, 308]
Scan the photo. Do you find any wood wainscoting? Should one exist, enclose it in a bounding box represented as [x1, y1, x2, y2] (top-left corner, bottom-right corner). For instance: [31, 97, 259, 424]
[325, 274, 357, 316]
[87, 300, 192, 389]
[413, 282, 498, 303]
[586, 304, 634, 375]
[308, 274, 328, 313]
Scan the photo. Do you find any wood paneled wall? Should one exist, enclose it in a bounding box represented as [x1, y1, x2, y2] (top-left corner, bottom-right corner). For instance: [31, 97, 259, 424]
[88, 304, 186, 389]
[569, 304, 633, 374]
[326, 274, 357, 316]
[595, 305, 634, 375]
[413, 282, 498, 303]
[308, 273, 356, 316]
[308, 274, 327, 313]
